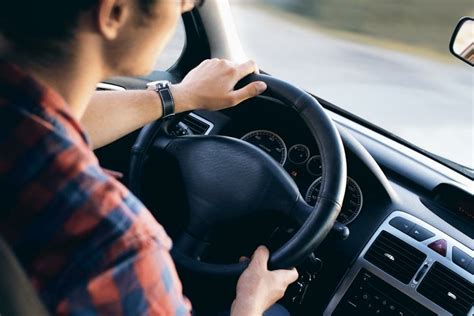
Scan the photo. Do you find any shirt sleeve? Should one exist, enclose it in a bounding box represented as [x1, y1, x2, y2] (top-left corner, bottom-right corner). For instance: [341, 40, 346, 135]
[56, 231, 192, 316]
[51, 168, 192, 316]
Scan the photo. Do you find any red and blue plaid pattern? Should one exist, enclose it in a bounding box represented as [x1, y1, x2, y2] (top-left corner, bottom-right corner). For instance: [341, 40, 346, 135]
[0, 61, 191, 315]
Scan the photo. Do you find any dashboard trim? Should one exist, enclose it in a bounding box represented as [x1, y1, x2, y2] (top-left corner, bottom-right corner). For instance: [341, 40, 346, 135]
[188, 112, 215, 135]
[323, 210, 474, 316]
[332, 114, 472, 192]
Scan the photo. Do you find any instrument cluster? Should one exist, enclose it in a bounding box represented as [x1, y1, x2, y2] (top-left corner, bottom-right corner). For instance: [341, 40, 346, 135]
[241, 129, 363, 225]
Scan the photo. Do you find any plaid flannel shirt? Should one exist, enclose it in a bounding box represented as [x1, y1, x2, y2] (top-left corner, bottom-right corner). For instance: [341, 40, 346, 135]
[0, 61, 191, 316]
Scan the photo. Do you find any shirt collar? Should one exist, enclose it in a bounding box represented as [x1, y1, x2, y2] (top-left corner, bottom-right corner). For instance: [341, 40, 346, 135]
[0, 59, 91, 147]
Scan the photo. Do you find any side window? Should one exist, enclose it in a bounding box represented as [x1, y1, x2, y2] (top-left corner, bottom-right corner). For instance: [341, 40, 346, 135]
[154, 19, 186, 70]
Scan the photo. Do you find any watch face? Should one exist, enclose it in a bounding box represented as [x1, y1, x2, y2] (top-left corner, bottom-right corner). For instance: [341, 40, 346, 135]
[147, 80, 171, 90]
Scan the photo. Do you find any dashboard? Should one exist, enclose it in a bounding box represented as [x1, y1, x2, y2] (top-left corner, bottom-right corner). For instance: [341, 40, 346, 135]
[95, 81, 473, 316]
[325, 211, 473, 315]
[168, 96, 474, 316]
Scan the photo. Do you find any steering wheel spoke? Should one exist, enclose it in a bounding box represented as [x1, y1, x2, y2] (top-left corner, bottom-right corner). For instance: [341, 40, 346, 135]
[174, 219, 212, 259]
[174, 230, 210, 259]
[290, 197, 314, 226]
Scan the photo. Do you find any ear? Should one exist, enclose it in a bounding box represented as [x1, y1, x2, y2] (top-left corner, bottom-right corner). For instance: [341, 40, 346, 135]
[182, 0, 196, 13]
[96, 0, 130, 40]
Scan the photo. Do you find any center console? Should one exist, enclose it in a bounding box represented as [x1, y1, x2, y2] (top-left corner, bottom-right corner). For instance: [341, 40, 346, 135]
[324, 211, 474, 315]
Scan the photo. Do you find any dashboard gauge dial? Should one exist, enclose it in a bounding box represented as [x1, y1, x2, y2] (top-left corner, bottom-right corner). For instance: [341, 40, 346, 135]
[306, 155, 322, 176]
[241, 130, 287, 165]
[288, 144, 310, 164]
[305, 177, 363, 225]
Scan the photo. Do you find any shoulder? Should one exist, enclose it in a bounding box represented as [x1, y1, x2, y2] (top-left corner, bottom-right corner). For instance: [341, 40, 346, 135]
[0, 98, 172, 284]
[0, 99, 97, 220]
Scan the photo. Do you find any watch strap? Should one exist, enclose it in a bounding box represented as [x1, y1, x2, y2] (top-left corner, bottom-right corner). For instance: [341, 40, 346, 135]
[156, 86, 175, 118]
[147, 81, 175, 118]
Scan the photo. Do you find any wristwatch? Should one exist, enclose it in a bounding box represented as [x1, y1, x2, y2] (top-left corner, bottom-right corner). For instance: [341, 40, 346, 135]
[146, 80, 175, 118]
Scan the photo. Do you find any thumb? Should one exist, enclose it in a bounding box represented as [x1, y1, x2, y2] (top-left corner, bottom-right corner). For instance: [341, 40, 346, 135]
[230, 81, 267, 104]
[250, 245, 270, 269]
[274, 267, 299, 285]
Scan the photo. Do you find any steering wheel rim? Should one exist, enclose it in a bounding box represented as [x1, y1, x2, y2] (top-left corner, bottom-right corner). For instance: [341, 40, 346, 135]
[130, 74, 347, 276]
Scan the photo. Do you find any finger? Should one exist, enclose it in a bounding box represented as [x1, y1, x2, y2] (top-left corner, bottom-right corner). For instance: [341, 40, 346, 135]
[250, 245, 270, 269]
[239, 256, 250, 263]
[236, 60, 259, 78]
[230, 81, 267, 105]
[274, 267, 299, 285]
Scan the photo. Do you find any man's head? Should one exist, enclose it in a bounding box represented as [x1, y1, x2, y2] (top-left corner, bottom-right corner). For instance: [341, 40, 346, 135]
[0, 0, 198, 77]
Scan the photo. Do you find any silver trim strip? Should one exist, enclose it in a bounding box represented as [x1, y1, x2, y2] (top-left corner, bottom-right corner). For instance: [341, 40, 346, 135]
[188, 112, 214, 135]
[324, 211, 474, 316]
[96, 82, 126, 91]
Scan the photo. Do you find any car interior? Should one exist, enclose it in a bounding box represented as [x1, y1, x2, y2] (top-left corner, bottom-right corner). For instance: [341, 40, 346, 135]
[0, 1, 472, 315]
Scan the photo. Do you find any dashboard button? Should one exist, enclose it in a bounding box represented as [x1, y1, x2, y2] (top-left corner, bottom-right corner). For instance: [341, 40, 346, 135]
[389, 217, 415, 234]
[468, 261, 474, 274]
[428, 239, 447, 257]
[452, 246, 472, 270]
[408, 225, 435, 241]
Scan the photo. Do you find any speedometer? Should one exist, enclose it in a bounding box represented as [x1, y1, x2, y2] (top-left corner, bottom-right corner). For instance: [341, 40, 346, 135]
[305, 177, 363, 225]
[241, 130, 287, 165]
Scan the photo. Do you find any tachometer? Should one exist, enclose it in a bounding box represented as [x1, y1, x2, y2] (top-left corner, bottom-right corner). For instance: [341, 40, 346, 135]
[241, 130, 287, 165]
[305, 177, 363, 225]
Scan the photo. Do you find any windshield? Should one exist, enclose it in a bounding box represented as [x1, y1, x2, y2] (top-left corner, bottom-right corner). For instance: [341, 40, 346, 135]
[231, 0, 473, 170]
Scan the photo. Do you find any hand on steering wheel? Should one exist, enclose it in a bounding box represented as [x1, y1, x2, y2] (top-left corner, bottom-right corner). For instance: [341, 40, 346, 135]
[130, 73, 347, 276]
[232, 246, 298, 316]
[170, 59, 267, 113]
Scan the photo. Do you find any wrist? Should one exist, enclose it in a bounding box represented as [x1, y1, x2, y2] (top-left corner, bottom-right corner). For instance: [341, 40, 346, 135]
[146, 80, 177, 118]
[231, 297, 263, 316]
[170, 83, 196, 113]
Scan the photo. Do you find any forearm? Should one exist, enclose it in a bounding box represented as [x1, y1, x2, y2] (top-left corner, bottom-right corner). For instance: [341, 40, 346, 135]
[81, 90, 161, 149]
[82, 59, 265, 149]
[81, 86, 190, 149]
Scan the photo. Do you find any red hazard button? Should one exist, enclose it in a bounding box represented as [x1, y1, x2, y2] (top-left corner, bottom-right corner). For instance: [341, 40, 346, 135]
[428, 239, 447, 257]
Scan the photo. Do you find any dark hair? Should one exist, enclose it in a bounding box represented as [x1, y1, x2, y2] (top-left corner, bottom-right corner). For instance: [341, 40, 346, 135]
[0, 0, 155, 61]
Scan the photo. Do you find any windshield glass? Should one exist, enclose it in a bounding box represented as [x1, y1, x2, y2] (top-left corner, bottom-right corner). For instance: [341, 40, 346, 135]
[231, 0, 473, 170]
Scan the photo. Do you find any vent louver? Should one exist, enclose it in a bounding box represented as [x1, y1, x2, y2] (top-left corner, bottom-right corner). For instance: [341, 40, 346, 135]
[417, 262, 474, 316]
[364, 230, 426, 284]
[181, 114, 212, 135]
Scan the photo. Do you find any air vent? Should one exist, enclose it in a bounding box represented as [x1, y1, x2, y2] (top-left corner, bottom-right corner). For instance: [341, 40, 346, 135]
[181, 113, 212, 135]
[417, 262, 474, 315]
[364, 230, 426, 284]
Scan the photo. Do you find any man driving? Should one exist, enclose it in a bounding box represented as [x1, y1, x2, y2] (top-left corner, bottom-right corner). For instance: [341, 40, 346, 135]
[0, 0, 298, 315]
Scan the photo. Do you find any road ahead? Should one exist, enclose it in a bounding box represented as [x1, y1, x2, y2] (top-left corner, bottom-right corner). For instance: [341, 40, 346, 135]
[158, 5, 473, 169]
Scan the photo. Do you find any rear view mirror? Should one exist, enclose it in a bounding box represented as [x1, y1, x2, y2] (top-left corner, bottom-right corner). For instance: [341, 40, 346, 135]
[450, 17, 474, 66]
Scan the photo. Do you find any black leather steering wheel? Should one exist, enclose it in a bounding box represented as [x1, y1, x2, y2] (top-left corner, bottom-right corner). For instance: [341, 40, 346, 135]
[129, 74, 347, 276]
